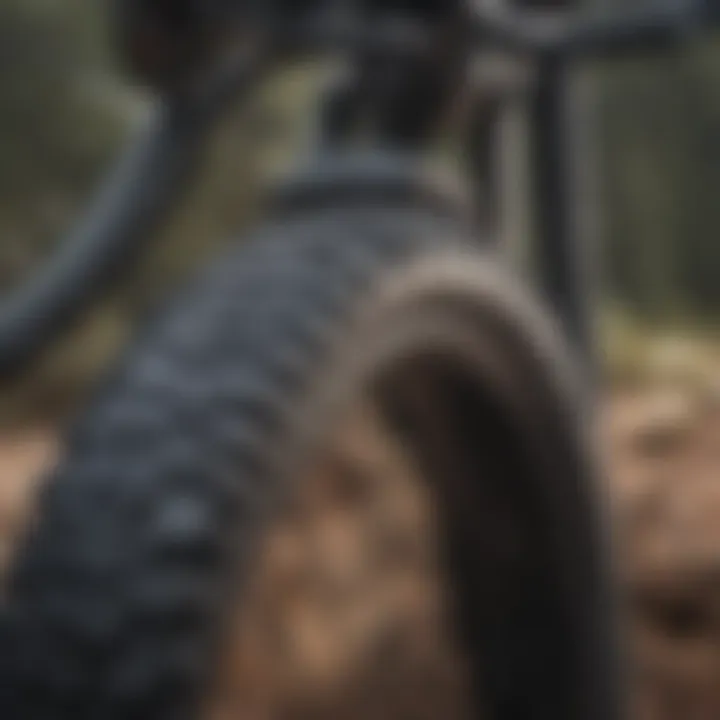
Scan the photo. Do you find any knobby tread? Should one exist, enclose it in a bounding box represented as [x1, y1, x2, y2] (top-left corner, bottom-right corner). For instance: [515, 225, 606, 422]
[0, 208, 483, 720]
[0, 202, 615, 720]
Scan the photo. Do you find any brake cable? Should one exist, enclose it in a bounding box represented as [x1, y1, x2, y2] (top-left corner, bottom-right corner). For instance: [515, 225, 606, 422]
[0, 45, 269, 380]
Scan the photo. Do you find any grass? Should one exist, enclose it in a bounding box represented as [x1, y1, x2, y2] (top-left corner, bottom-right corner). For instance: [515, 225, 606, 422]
[602, 311, 719, 392]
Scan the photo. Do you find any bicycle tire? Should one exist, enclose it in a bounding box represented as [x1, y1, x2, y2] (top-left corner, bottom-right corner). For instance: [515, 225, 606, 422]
[0, 205, 620, 720]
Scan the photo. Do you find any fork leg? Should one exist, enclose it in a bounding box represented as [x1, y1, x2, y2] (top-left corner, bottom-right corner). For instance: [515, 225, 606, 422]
[528, 55, 598, 376]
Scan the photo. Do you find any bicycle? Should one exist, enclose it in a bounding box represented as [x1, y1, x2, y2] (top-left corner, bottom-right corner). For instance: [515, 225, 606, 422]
[1, 1, 717, 718]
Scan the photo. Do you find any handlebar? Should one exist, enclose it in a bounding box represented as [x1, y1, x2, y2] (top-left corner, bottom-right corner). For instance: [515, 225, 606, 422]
[473, 0, 719, 57]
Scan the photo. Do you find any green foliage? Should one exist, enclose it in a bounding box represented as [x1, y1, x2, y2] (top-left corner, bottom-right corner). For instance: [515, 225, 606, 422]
[602, 310, 719, 390]
[0, 0, 126, 286]
[597, 41, 720, 322]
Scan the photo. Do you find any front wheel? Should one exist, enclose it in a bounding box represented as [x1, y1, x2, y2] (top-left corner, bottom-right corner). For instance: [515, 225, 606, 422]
[1, 207, 621, 720]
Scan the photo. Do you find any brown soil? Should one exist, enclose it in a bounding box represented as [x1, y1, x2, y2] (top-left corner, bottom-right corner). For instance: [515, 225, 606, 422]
[0, 429, 56, 578]
[607, 387, 720, 720]
[0, 387, 718, 718]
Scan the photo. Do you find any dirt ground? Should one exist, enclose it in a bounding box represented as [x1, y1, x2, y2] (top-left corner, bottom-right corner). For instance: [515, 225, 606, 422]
[606, 387, 720, 720]
[0, 387, 718, 718]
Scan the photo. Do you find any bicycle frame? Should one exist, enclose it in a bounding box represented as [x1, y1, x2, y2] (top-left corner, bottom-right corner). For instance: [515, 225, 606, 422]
[0, 0, 718, 379]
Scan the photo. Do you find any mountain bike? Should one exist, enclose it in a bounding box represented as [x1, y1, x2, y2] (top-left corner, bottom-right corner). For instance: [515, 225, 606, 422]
[1, 1, 718, 718]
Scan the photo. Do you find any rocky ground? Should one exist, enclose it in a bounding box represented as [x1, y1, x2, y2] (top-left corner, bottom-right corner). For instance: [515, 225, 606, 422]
[0, 387, 718, 718]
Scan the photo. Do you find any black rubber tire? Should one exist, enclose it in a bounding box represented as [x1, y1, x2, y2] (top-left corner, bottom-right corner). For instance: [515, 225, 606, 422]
[0, 207, 621, 720]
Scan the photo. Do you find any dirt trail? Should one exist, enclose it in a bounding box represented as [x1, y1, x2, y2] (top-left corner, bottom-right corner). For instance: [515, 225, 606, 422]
[0, 390, 718, 718]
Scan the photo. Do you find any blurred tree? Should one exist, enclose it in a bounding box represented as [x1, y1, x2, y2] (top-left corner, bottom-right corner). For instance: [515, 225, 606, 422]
[598, 41, 720, 325]
[0, 0, 127, 287]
